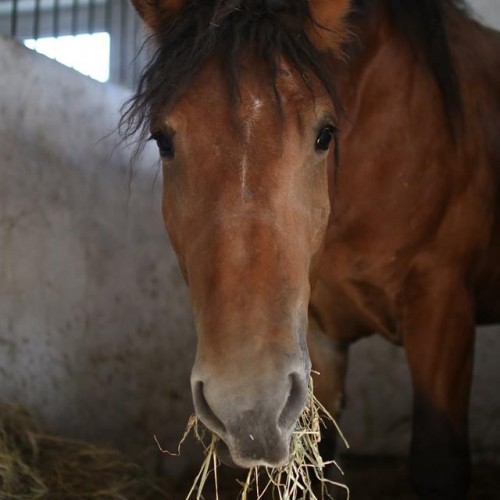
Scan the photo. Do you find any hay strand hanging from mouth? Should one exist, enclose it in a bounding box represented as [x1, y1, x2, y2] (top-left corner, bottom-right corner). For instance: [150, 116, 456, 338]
[156, 376, 350, 499]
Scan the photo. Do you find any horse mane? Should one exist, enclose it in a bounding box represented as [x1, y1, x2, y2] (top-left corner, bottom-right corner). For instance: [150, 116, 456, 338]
[381, 0, 467, 130]
[121, 0, 467, 141]
[120, 0, 342, 141]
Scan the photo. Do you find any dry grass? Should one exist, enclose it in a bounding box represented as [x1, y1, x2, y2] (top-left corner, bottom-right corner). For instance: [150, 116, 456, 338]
[156, 377, 350, 500]
[0, 402, 169, 499]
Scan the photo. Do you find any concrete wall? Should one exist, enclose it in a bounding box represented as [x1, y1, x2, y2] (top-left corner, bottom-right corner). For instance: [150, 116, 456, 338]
[0, 0, 499, 480]
[0, 36, 196, 473]
[469, 0, 500, 29]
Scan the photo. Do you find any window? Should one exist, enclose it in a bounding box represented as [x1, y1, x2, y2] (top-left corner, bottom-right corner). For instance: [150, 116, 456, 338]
[24, 32, 110, 83]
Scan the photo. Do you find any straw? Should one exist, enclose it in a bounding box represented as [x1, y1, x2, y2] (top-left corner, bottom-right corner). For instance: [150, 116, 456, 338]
[0, 402, 169, 499]
[156, 376, 350, 500]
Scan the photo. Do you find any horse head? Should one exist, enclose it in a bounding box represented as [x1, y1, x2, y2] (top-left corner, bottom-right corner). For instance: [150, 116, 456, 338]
[127, 0, 349, 468]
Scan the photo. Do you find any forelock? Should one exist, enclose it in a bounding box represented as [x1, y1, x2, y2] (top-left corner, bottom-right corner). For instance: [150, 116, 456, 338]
[120, 0, 342, 142]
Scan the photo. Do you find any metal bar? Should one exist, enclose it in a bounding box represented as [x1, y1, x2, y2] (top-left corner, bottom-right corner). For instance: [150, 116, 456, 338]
[105, 0, 112, 34]
[34, 0, 42, 40]
[53, 0, 60, 38]
[88, 0, 96, 34]
[11, 0, 18, 37]
[119, 0, 129, 84]
[72, 0, 79, 36]
[132, 11, 140, 85]
[106, 0, 118, 84]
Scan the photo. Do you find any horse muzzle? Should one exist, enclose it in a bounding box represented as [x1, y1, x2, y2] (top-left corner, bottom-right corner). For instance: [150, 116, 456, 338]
[191, 365, 309, 469]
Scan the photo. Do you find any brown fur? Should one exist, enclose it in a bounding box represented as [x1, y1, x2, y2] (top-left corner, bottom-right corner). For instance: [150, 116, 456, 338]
[309, 3, 500, 497]
[131, 0, 183, 30]
[129, 0, 500, 497]
[307, 0, 353, 50]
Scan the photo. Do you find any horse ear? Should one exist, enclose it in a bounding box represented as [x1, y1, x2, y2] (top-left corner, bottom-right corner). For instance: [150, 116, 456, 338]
[307, 0, 352, 49]
[131, 0, 184, 31]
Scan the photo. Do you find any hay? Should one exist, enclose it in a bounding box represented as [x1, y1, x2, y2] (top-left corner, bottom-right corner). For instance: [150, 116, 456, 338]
[156, 376, 350, 500]
[0, 402, 169, 499]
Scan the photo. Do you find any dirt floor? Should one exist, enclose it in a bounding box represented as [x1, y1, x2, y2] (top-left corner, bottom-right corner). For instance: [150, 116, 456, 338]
[169, 456, 500, 499]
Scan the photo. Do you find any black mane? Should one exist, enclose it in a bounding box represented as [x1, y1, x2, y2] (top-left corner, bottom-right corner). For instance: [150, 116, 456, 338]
[121, 0, 467, 140]
[383, 0, 467, 130]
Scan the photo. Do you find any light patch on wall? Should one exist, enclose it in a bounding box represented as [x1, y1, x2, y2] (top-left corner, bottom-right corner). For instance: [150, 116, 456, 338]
[24, 32, 110, 83]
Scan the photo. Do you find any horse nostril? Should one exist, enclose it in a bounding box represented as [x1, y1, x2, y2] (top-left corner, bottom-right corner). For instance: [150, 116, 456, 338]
[278, 372, 308, 430]
[193, 381, 227, 436]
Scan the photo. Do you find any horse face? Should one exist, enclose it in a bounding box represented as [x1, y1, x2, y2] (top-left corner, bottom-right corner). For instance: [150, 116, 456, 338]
[151, 58, 335, 467]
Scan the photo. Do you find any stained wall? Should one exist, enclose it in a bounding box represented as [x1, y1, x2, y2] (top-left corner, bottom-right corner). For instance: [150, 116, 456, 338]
[0, 36, 196, 472]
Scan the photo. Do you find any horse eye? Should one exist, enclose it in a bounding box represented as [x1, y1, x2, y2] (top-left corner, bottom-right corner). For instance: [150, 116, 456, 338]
[151, 132, 175, 158]
[315, 125, 337, 152]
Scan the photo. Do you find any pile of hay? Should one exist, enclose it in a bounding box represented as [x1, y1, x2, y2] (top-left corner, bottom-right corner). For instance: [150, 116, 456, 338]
[0, 402, 169, 499]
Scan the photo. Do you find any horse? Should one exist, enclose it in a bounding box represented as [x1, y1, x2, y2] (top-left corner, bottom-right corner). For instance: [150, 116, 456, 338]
[123, 1, 500, 498]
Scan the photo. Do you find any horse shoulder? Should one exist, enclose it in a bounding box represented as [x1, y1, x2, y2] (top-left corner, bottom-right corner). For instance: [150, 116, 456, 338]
[449, 10, 500, 323]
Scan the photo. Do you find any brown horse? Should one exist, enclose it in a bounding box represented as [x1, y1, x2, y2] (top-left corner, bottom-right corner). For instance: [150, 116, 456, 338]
[123, 1, 500, 498]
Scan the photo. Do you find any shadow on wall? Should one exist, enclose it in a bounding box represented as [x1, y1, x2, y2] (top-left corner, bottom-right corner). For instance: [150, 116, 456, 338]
[0, 35, 197, 472]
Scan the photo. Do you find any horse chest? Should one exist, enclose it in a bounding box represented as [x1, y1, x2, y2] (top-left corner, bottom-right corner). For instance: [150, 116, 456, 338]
[312, 244, 407, 344]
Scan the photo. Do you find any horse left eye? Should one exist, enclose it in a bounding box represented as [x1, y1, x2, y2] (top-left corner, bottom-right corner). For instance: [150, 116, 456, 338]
[151, 132, 175, 158]
[315, 125, 337, 152]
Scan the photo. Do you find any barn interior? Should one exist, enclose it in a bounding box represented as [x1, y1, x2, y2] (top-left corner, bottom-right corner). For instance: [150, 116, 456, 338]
[1, 0, 499, 498]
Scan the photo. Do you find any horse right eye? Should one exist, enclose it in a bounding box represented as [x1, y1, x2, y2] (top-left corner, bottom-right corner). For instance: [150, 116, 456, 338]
[151, 132, 175, 159]
[315, 125, 337, 152]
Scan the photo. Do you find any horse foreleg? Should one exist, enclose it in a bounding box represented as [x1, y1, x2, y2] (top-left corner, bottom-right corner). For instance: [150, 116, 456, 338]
[308, 316, 349, 460]
[402, 272, 474, 500]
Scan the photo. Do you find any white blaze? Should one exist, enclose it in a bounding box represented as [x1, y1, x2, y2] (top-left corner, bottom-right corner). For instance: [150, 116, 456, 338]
[240, 97, 264, 198]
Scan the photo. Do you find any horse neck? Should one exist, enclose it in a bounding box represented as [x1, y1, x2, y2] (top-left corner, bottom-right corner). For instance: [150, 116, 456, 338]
[334, 0, 499, 122]
[328, 0, 500, 205]
[330, 1, 402, 127]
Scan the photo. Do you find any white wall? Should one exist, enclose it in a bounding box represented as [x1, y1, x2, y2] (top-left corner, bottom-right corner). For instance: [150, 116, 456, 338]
[469, 0, 500, 29]
[0, 35, 197, 473]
